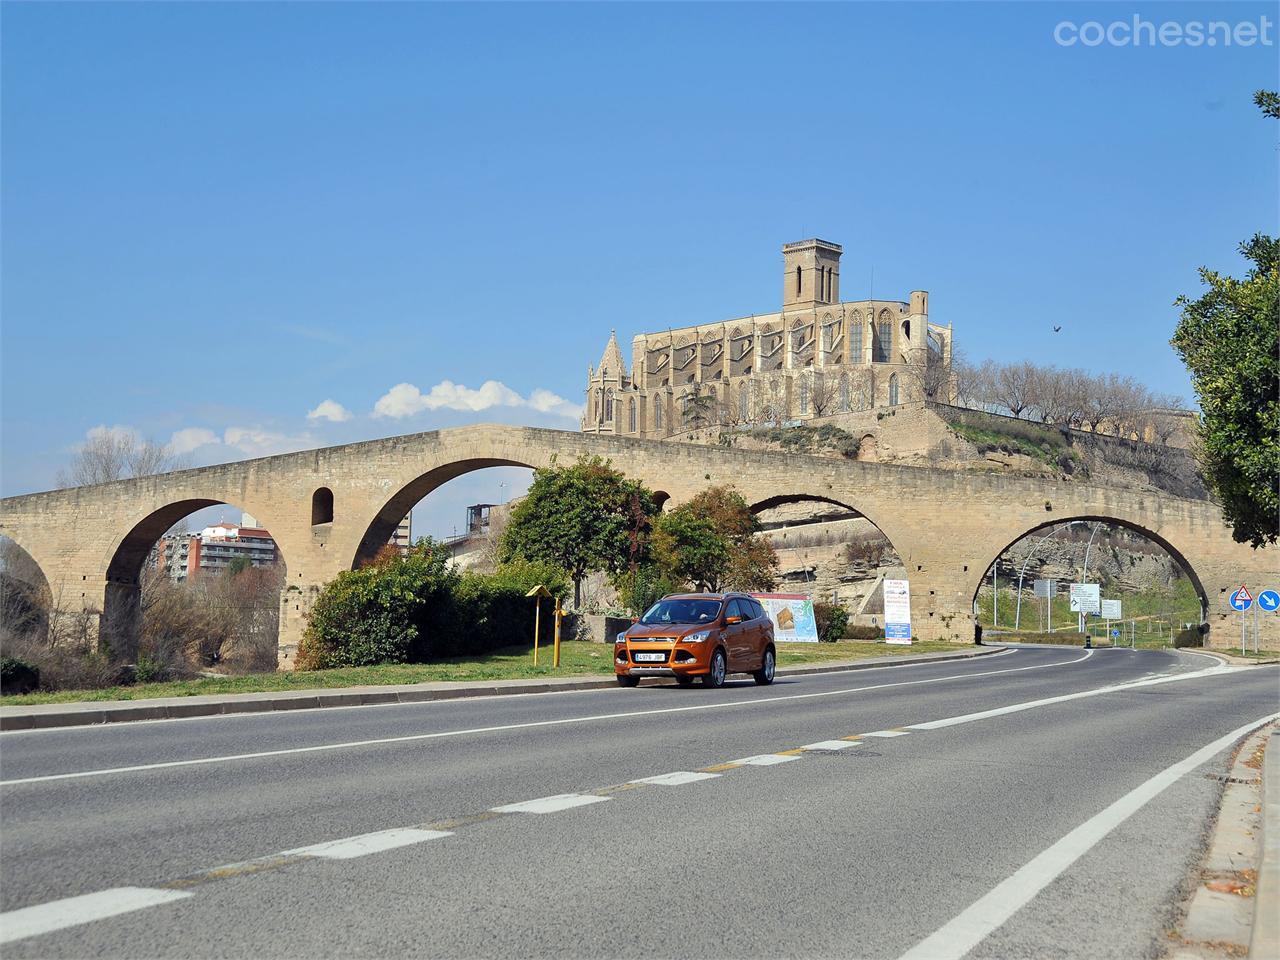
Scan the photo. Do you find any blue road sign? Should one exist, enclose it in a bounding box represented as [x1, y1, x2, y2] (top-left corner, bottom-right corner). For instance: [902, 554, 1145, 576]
[1229, 588, 1253, 612]
[1259, 590, 1280, 612]
[1111, 629, 1120, 638]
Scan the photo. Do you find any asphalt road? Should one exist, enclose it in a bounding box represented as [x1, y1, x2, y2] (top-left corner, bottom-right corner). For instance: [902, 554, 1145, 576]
[1, 645, 1276, 959]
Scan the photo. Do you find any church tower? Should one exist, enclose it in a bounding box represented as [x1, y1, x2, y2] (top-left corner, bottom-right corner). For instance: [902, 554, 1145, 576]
[582, 330, 629, 434]
[782, 239, 842, 310]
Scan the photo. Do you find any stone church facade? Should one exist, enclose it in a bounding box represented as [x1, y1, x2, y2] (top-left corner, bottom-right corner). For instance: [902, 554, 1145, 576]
[582, 239, 953, 438]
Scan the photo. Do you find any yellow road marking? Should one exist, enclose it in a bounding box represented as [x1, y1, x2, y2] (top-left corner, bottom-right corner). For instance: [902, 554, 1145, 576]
[700, 762, 743, 772]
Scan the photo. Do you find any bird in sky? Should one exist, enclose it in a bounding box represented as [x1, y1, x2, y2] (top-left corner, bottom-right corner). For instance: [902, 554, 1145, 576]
[1053, 325, 1062, 333]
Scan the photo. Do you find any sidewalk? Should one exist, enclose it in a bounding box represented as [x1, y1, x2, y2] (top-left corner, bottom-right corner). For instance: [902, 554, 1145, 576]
[0, 645, 1003, 732]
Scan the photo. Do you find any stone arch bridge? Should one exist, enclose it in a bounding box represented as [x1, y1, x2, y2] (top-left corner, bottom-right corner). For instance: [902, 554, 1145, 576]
[1, 424, 1271, 667]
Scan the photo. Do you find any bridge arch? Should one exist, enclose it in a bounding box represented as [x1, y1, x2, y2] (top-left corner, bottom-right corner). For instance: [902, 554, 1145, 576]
[0, 534, 54, 643]
[352, 457, 540, 568]
[966, 514, 1210, 632]
[101, 498, 295, 663]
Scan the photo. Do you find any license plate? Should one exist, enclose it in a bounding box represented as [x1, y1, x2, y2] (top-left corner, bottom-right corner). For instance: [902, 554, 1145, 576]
[634, 652, 666, 662]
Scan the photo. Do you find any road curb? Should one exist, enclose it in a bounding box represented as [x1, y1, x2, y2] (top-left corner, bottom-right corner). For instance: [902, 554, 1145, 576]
[0, 646, 1004, 731]
[1169, 722, 1275, 959]
[1252, 725, 1279, 959]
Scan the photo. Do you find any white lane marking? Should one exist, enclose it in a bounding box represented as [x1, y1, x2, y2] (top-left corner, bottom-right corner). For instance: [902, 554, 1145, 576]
[0, 887, 192, 945]
[898, 713, 1280, 960]
[282, 828, 452, 860]
[2, 650, 1102, 787]
[906, 665, 1237, 732]
[734, 754, 801, 766]
[801, 740, 861, 751]
[862, 730, 910, 738]
[492, 793, 611, 814]
[631, 771, 721, 786]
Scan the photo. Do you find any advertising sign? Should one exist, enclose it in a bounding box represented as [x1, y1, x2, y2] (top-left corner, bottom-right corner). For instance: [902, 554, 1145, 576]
[1100, 598, 1122, 620]
[754, 594, 819, 643]
[883, 578, 912, 644]
[1069, 583, 1100, 614]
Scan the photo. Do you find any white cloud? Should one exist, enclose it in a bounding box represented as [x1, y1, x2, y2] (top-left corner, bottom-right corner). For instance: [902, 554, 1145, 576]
[169, 427, 220, 454]
[373, 380, 583, 420]
[222, 426, 316, 457]
[306, 399, 353, 423]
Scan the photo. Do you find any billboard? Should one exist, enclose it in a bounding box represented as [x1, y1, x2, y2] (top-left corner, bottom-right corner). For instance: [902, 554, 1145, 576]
[883, 578, 912, 644]
[753, 594, 819, 643]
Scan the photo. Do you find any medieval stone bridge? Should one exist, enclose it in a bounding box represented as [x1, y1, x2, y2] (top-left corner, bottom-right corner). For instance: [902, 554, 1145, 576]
[1, 424, 1272, 667]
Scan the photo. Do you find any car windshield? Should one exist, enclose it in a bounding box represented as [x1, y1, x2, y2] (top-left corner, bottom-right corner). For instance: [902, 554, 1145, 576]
[640, 598, 723, 625]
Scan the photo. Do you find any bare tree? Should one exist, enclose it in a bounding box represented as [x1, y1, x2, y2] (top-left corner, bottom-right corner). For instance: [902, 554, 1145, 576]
[990, 361, 1037, 419]
[808, 375, 842, 417]
[57, 431, 190, 487]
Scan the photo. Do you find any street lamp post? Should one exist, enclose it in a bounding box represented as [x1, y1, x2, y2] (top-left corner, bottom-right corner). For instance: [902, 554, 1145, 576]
[1013, 521, 1082, 630]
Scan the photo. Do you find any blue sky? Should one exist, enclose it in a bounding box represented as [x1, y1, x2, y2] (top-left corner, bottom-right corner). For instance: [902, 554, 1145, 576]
[2, 2, 1276, 537]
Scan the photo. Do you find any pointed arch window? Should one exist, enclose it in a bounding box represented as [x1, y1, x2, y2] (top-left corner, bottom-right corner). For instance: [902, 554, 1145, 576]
[796, 265, 803, 297]
[654, 399, 663, 429]
[888, 373, 900, 406]
[874, 321, 892, 362]
[628, 398, 637, 433]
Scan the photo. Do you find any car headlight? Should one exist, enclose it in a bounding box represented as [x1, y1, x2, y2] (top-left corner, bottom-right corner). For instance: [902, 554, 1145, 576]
[615, 632, 628, 644]
[683, 630, 712, 643]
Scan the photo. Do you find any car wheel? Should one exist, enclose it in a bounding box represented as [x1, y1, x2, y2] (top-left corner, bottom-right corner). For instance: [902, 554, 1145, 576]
[703, 649, 727, 688]
[754, 647, 776, 686]
[676, 674, 696, 687]
[616, 674, 640, 687]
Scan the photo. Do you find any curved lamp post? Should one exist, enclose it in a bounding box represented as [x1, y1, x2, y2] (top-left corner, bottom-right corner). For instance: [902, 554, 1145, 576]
[1013, 521, 1083, 630]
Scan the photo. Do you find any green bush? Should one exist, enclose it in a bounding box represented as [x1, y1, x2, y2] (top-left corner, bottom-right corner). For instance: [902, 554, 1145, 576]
[813, 602, 850, 642]
[433, 560, 570, 659]
[0, 656, 40, 695]
[300, 540, 458, 669]
[301, 546, 572, 669]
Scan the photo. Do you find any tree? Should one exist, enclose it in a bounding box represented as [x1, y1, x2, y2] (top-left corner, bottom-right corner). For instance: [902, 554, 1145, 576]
[57, 430, 190, 487]
[652, 486, 778, 592]
[499, 456, 657, 607]
[1172, 233, 1279, 547]
[1255, 89, 1280, 120]
[652, 511, 730, 591]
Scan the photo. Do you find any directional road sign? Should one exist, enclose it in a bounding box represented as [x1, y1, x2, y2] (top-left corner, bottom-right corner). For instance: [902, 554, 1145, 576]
[1258, 590, 1280, 612]
[1229, 586, 1253, 612]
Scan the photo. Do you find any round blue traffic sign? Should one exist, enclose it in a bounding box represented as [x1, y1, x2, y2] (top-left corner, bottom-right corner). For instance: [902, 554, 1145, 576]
[1259, 590, 1280, 612]
[1229, 589, 1253, 612]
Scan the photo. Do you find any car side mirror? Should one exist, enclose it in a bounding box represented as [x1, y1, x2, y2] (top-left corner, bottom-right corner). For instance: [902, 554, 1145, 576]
[725, 615, 742, 625]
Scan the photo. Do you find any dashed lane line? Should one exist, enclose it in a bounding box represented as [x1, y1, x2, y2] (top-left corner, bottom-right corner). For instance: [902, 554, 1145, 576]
[801, 740, 860, 751]
[2, 648, 1100, 788]
[281, 828, 452, 860]
[631, 771, 721, 786]
[491, 793, 611, 814]
[0, 888, 193, 945]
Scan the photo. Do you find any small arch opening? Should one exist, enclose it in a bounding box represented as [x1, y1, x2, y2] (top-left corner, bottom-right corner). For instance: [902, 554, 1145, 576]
[312, 487, 335, 526]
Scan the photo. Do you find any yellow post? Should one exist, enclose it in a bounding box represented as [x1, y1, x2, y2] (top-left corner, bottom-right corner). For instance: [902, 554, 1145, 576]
[553, 598, 563, 668]
[525, 585, 553, 668]
[533, 598, 541, 666]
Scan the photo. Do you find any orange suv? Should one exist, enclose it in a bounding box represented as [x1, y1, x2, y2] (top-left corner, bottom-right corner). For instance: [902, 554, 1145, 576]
[615, 593, 776, 688]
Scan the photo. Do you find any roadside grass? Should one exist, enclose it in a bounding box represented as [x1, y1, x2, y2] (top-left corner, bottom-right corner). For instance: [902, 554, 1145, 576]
[0, 639, 974, 706]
